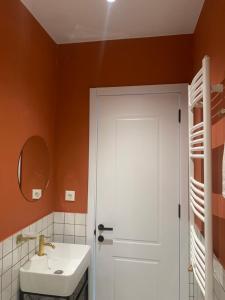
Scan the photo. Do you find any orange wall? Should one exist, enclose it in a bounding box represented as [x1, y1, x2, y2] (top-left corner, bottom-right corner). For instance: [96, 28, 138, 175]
[0, 1, 58, 241]
[0, 2, 193, 241]
[193, 0, 225, 267]
[55, 35, 193, 213]
[1, 0, 224, 270]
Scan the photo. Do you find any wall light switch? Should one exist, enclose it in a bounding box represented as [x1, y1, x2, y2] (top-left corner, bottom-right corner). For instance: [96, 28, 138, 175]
[32, 189, 42, 200]
[65, 190, 75, 202]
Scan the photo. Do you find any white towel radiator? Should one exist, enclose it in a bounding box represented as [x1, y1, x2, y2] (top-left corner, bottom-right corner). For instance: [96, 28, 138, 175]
[188, 56, 214, 300]
[189, 54, 224, 299]
[188, 56, 224, 299]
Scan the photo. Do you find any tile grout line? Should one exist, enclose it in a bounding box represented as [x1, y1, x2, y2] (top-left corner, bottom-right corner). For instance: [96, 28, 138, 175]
[0, 212, 87, 300]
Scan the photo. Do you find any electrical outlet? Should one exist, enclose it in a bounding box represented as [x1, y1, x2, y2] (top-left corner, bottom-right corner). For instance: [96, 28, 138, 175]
[32, 189, 42, 200]
[65, 190, 75, 201]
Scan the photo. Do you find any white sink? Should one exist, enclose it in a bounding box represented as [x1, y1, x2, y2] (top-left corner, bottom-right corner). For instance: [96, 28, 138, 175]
[20, 243, 91, 297]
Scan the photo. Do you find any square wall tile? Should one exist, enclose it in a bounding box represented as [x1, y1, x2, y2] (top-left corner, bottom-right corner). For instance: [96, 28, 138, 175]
[189, 271, 194, 284]
[75, 225, 86, 237]
[12, 262, 20, 282]
[65, 213, 75, 225]
[29, 223, 36, 235]
[20, 255, 29, 267]
[64, 235, 75, 244]
[64, 224, 75, 236]
[53, 235, 63, 243]
[54, 223, 64, 235]
[28, 239, 36, 252]
[47, 224, 54, 237]
[189, 283, 194, 297]
[75, 237, 86, 245]
[3, 237, 12, 257]
[47, 225, 54, 238]
[36, 219, 42, 233]
[47, 213, 54, 226]
[2, 284, 11, 300]
[21, 242, 28, 259]
[42, 216, 48, 229]
[75, 214, 86, 225]
[29, 249, 35, 260]
[54, 212, 65, 223]
[2, 268, 12, 290]
[12, 247, 21, 266]
[12, 278, 19, 298]
[2, 252, 12, 273]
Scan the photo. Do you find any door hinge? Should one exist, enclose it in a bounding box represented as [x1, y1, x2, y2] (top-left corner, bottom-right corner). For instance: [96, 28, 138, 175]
[94, 229, 96, 236]
[178, 204, 181, 219]
[178, 109, 181, 123]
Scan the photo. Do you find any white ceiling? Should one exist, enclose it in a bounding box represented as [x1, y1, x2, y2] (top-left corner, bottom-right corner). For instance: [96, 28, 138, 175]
[21, 0, 204, 44]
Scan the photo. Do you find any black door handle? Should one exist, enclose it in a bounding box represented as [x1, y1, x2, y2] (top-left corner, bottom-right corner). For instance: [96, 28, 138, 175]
[98, 235, 104, 243]
[98, 224, 113, 231]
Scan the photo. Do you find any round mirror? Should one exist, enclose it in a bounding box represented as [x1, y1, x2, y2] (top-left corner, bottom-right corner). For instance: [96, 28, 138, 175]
[17, 136, 50, 202]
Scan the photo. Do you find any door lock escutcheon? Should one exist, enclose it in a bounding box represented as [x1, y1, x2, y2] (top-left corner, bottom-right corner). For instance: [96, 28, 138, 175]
[98, 235, 104, 243]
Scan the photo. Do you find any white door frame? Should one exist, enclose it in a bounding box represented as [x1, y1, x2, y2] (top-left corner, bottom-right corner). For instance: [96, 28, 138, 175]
[87, 84, 189, 300]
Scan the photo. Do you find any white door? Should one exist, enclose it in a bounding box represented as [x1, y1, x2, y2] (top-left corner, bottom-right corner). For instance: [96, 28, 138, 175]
[94, 90, 181, 300]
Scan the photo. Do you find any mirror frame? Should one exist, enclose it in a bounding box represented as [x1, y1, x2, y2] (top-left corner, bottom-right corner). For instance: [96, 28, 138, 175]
[17, 135, 50, 202]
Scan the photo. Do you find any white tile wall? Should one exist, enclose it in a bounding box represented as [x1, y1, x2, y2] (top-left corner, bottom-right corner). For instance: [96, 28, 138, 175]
[0, 211, 87, 300]
[189, 271, 194, 299]
[1, 212, 223, 300]
[189, 227, 225, 300]
[214, 277, 225, 300]
[192, 275, 225, 300]
[0, 213, 53, 300]
[53, 212, 86, 245]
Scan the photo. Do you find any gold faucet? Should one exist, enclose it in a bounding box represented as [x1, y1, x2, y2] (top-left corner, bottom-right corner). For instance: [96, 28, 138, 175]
[38, 235, 55, 256]
[16, 234, 37, 245]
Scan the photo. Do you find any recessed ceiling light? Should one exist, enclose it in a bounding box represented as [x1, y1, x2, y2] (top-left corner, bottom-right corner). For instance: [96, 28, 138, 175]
[107, 0, 116, 3]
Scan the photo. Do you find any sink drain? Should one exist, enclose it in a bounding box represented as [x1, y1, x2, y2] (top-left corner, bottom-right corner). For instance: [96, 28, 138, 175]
[54, 270, 64, 275]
